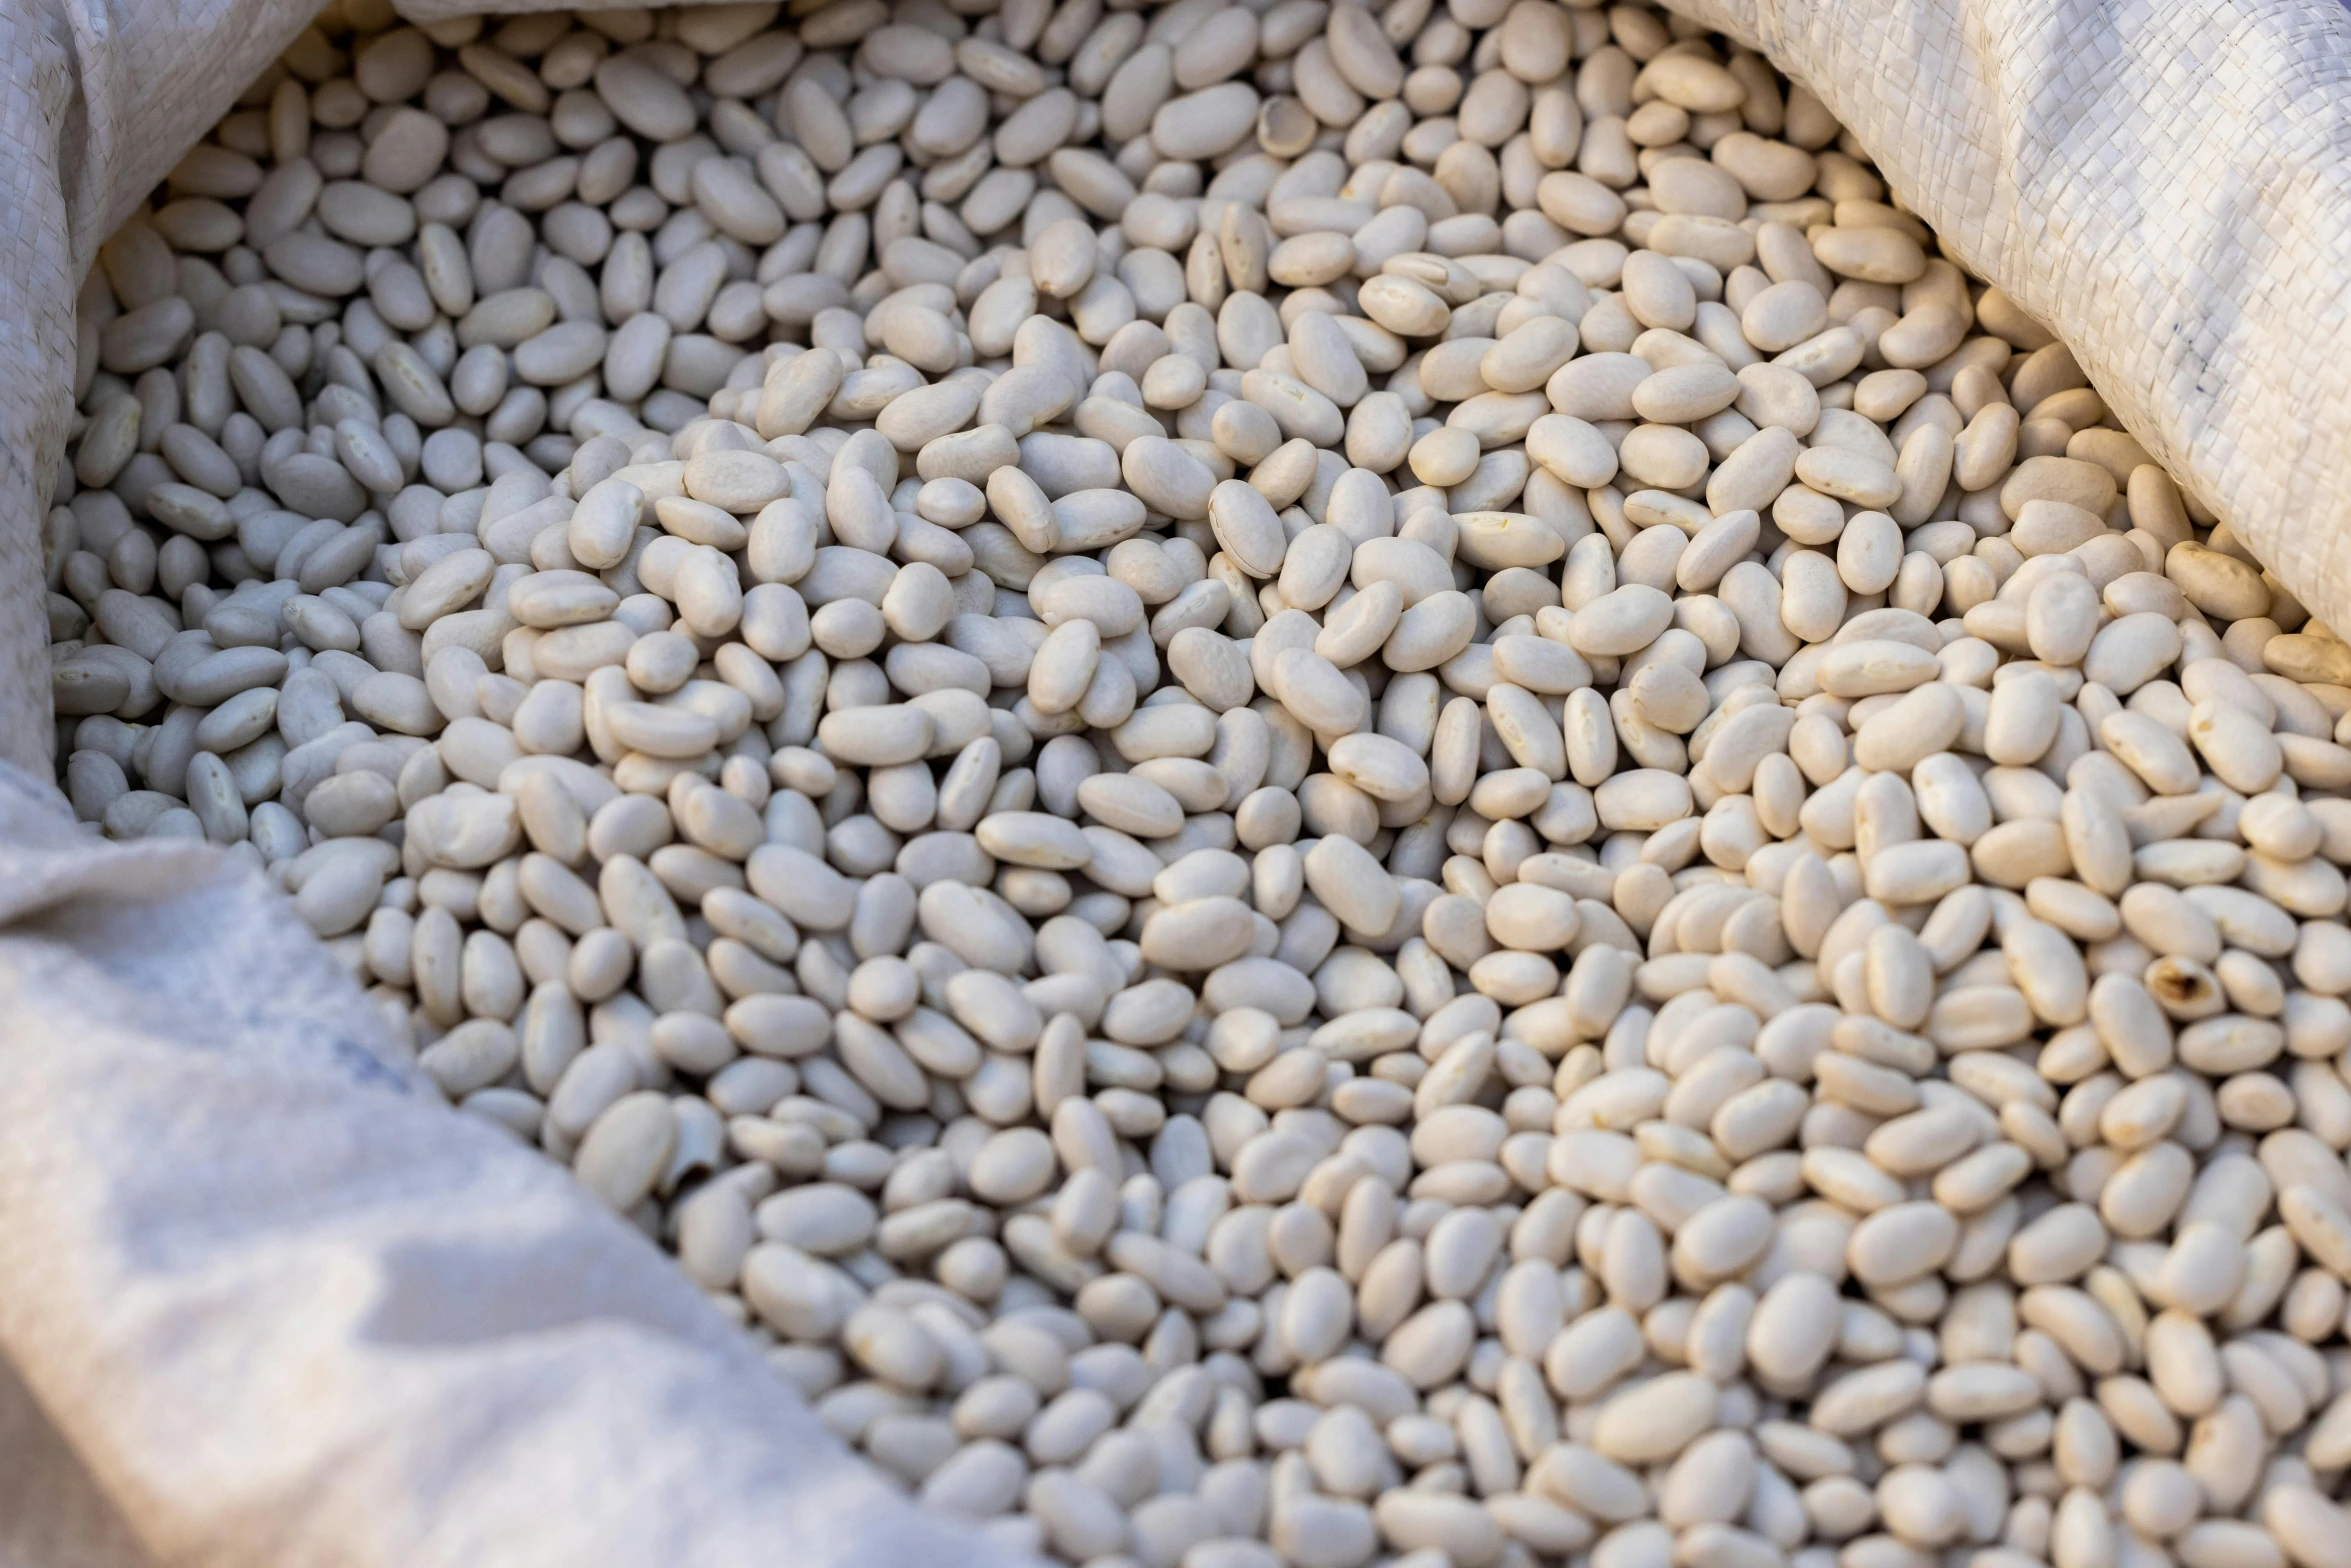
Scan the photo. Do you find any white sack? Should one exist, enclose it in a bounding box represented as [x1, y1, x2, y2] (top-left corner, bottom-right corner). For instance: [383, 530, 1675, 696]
[1665, 0, 2351, 626]
[1, 0, 348, 778]
[7, 0, 2351, 1558]
[5, 7, 1026, 1561]
[0, 757, 1037, 1568]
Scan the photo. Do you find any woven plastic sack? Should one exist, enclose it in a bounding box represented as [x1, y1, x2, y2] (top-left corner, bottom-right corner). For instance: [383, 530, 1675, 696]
[1668, 0, 2351, 628]
[0, 25, 1030, 1568]
[0, 4, 1035, 1559]
[0, 747, 1043, 1568]
[6, 0, 2351, 1560]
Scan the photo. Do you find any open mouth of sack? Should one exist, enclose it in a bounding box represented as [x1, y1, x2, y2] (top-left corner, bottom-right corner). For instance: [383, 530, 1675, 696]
[42, 0, 2351, 1560]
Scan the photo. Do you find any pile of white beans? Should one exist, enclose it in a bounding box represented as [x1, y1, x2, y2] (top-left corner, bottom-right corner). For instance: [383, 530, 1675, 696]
[42, 0, 2351, 1564]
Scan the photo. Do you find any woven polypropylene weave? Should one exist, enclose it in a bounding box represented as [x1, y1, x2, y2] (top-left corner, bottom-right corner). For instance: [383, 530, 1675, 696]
[1668, 0, 2351, 629]
[0, 746, 1037, 1565]
[0, 0, 325, 775]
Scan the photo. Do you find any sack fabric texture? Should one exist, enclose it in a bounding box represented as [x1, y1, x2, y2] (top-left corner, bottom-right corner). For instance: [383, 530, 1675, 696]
[0, 758, 1039, 1568]
[5, 0, 2351, 1560]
